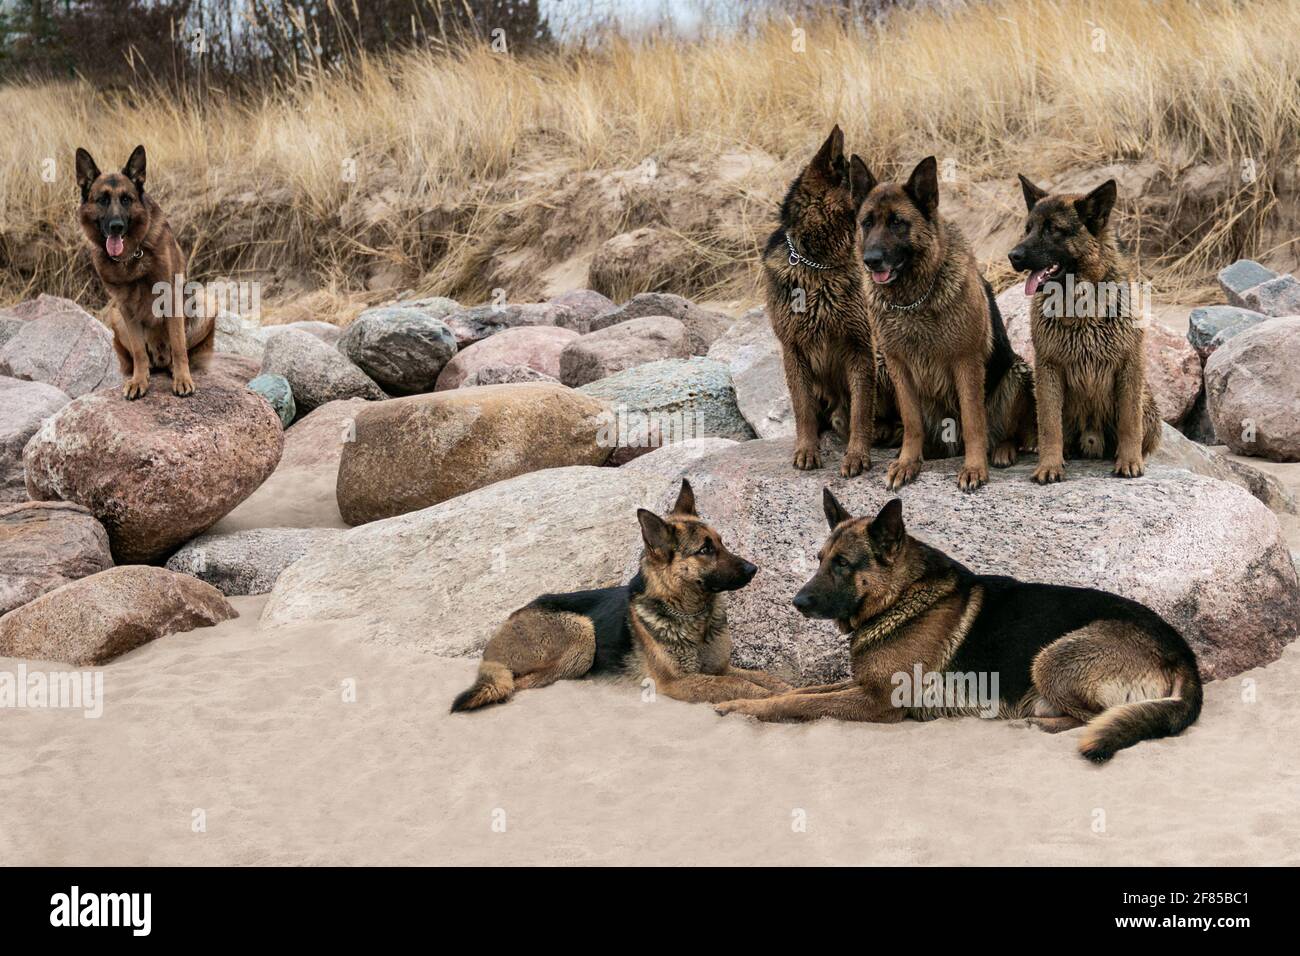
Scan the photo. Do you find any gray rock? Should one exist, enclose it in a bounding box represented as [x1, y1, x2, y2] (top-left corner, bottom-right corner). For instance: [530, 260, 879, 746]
[590, 293, 731, 355]
[216, 313, 342, 359]
[1205, 316, 1300, 461]
[560, 316, 692, 387]
[434, 326, 578, 390]
[260, 329, 386, 413]
[0, 295, 121, 397]
[262, 466, 665, 654]
[0, 376, 69, 501]
[0, 501, 113, 616]
[578, 357, 756, 464]
[247, 373, 296, 427]
[630, 437, 1299, 683]
[706, 311, 794, 439]
[388, 295, 460, 320]
[166, 527, 344, 596]
[548, 289, 616, 331]
[1187, 305, 1268, 358]
[442, 303, 577, 348]
[338, 307, 457, 395]
[0, 317, 22, 349]
[1217, 259, 1277, 307]
[1240, 274, 1300, 318]
[459, 364, 560, 387]
[1151, 424, 1295, 514]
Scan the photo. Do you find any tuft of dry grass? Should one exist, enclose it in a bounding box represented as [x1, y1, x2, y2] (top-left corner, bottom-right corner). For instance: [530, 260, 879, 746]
[1, 0, 1297, 313]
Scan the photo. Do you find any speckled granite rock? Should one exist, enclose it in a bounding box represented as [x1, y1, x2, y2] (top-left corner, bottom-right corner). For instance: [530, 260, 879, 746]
[166, 527, 344, 596]
[630, 437, 1300, 684]
[1205, 316, 1300, 462]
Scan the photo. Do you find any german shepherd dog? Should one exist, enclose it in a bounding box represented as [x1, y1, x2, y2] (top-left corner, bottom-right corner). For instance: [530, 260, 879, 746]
[764, 126, 891, 478]
[717, 492, 1202, 763]
[1008, 176, 1162, 483]
[853, 156, 1035, 492]
[76, 145, 214, 399]
[451, 480, 790, 712]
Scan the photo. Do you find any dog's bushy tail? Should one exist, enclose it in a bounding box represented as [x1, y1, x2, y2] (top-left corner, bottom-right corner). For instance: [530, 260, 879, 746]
[1078, 667, 1203, 763]
[450, 661, 515, 714]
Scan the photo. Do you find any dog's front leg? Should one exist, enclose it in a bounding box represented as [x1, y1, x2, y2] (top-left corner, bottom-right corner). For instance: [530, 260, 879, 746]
[726, 667, 793, 694]
[953, 358, 989, 492]
[781, 347, 823, 470]
[1031, 362, 1066, 484]
[785, 679, 859, 696]
[165, 312, 195, 396]
[1112, 351, 1145, 478]
[884, 355, 924, 490]
[716, 685, 900, 723]
[659, 673, 773, 704]
[841, 353, 876, 478]
[113, 315, 151, 400]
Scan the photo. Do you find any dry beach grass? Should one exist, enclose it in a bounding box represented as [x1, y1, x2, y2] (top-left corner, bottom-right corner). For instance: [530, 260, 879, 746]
[1, 0, 1298, 312]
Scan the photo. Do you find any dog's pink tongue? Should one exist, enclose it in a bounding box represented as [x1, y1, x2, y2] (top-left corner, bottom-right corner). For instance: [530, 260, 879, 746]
[871, 270, 891, 284]
[1024, 268, 1048, 297]
[106, 235, 125, 258]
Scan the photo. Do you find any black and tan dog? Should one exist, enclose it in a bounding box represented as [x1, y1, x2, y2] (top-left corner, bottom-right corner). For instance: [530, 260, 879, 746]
[764, 126, 895, 479]
[76, 145, 214, 399]
[853, 156, 1035, 492]
[1009, 175, 1162, 483]
[717, 492, 1202, 762]
[451, 480, 789, 712]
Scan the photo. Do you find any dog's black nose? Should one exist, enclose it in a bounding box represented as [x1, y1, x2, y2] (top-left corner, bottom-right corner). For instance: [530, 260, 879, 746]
[792, 591, 812, 612]
[1008, 247, 1026, 270]
[863, 249, 886, 270]
[108, 220, 126, 236]
[739, 560, 757, 581]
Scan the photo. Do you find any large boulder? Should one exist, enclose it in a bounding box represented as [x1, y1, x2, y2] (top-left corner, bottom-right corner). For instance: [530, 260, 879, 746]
[706, 310, 794, 438]
[630, 437, 1299, 683]
[1187, 305, 1268, 359]
[23, 369, 284, 562]
[336, 383, 614, 524]
[434, 325, 578, 390]
[459, 363, 559, 387]
[166, 527, 344, 596]
[211, 398, 364, 532]
[590, 293, 731, 355]
[0, 376, 69, 501]
[996, 287, 1200, 424]
[587, 227, 697, 301]
[441, 303, 579, 348]
[1240, 275, 1300, 317]
[559, 316, 691, 387]
[0, 565, 235, 665]
[548, 289, 616, 330]
[1150, 424, 1295, 515]
[577, 357, 756, 464]
[215, 312, 342, 359]
[0, 295, 121, 397]
[260, 328, 386, 412]
[262, 466, 664, 653]
[337, 307, 458, 395]
[0, 501, 113, 616]
[1217, 259, 1277, 307]
[1205, 317, 1300, 461]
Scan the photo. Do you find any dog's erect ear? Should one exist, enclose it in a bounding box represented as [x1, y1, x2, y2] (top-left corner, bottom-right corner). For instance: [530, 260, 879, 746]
[670, 478, 697, 517]
[1074, 179, 1117, 237]
[904, 156, 939, 220]
[122, 144, 147, 194]
[849, 154, 875, 211]
[868, 498, 905, 562]
[822, 487, 853, 531]
[1017, 173, 1047, 212]
[637, 508, 676, 556]
[75, 148, 100, 202]
[811, 125, 847, 184]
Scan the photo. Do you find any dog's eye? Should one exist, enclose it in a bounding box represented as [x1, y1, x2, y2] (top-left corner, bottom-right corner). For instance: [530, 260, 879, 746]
[696, 541, 715, 556]
[97, 195, 110, 206]
[833, 556, 851, 570]
[887, 214, 903, 229]
[861, 214, 873, 229]
[120, 195, 131, 206]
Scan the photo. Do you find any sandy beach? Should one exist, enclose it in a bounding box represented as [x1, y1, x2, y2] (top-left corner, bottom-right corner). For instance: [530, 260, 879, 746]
[3, 591, 1298, 866]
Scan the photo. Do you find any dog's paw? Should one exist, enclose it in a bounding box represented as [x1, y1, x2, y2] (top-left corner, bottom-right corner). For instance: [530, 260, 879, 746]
[1113, 454, 1145, 478]
[957, 462, 988, 492]
[123, 378, 149, 401]
[991, 442, 1018, 468]
[715, 699, 759, 717]
[171, 372, 195, 397]
[793, 445, 822, 470]
[885, 457, 921, 490]
[1032, 461, 1064, 484]
[840, 448, 870, 478]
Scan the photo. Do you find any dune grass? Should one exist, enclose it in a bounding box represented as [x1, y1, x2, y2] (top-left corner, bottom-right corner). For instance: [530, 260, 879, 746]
[1, 0, 1296, 310]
